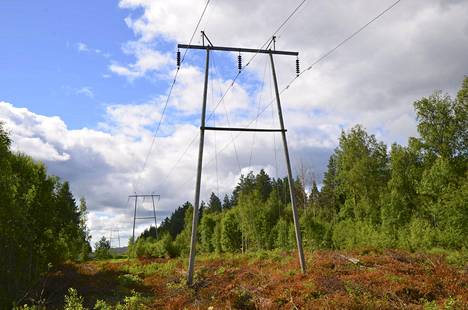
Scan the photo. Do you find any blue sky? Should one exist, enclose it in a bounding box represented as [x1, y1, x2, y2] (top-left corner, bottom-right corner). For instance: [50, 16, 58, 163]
[0, 0, 169, 128]
[0, 0, 282, 130]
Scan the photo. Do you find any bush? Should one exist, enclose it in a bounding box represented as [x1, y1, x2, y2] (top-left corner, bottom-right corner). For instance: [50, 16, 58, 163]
[406, 218, 436, 251]
[221, 209, 242, 252]
[64, 288, 86, 310]
[274, 218, 291, 250]
[94, 237, 111, 260]
[128, 233, 181, 259]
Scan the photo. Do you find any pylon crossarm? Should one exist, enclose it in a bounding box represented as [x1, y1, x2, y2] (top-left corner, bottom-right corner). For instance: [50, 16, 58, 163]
[178, 44, 298, 56]
[203, 126, 286, 132]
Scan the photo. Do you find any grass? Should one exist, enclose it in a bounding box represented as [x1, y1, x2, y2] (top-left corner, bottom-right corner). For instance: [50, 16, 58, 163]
[23, 249, 468, 309]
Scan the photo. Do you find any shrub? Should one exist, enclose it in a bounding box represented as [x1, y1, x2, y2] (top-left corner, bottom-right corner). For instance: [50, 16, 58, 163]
[94, 237, 111, 260]
[64, 288, 86, 310]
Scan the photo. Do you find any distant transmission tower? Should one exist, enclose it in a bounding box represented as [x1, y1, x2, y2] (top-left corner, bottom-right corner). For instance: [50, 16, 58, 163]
[129, 193, 160, 241]
[109, 228, 121, 248]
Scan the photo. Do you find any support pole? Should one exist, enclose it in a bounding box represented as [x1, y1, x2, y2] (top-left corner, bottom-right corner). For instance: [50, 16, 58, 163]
[151, 195, 158, 238]
[269, 53, 306, 273]
[132, 196, 137, 242]
[187, 48, 210, 286]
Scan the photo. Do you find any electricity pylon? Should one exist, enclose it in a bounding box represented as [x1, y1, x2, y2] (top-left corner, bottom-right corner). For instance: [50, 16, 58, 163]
[178, 33, 306, 286]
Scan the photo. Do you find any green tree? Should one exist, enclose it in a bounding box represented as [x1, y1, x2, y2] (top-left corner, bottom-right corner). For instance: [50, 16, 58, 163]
[0, 123, 92, 308]
[274, 218, 291, 249]
[200, 212, 217, 252]
[381, 144, 421, 238]
[78, 198, 92, 261]
[94, 236, 111, 260]
[414, 89, 467, 161]
[221, 209, 242, 252]
[157, 202, 191, 239]
[255, 169, 272, 202]
[335, 125, 389, 223]
[207, 192, 222, 213]
[222, 194, 233, 210]
[318, 154, 340, 221]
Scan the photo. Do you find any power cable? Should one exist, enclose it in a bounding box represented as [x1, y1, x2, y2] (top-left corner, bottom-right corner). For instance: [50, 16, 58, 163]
[210, 57, 220, 196]
[162, 0, 309, 180]
[225, 0, 405, 136]
[205, 0, 309, 123]
[133, 0, 212, 192]
[285, 0, 403, 89]
[156, 0, 399, 194]
[248, 55, 269, 169]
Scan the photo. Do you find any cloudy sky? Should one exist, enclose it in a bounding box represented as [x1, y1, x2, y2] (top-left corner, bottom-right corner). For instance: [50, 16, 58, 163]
[1, 0, 467, 246]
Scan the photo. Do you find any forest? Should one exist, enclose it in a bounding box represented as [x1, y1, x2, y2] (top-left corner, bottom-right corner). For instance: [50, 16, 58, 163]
[130, 77, 467, 259]
[0, 126, 91, 308]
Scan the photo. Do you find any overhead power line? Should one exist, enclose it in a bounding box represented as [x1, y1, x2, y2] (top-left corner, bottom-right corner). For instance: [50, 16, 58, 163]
[205, 0, 308, 122]
[285, 0, 403, 89]
[153, 0, 402, 194]
[197, 0, 404, 171]
[133, 0, 212, 192]
[160, 0, 309, 181]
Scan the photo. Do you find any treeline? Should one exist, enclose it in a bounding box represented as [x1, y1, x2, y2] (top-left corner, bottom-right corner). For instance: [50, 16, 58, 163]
[0, 125, 91, 308]
[130, 77, 467, 258]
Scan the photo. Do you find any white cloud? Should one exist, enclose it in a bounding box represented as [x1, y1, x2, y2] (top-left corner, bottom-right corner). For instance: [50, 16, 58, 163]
[76, 42, 111, 59]
[109, 64, 141, 78]
[76, 86, 94, 98]
[109, 41, 170, 79]
[115, 0, 468, 141]
[77, 42, 89, 52]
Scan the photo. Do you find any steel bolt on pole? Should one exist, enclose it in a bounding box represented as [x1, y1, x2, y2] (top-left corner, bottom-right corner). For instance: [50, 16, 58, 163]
[187, 48, 210, 286]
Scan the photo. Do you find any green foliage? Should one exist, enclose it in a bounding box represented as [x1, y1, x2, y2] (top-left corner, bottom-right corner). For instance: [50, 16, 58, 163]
[118, 274, 142, 287]
[274, 218, 292, 249]
[129, 77, 468, 265]
[128, 233, 181, 259]
[0, 123, 91, 309]
[62, 289, 149, 310]
[78, 198, 92, 261]
[95, 236, 111, 260]
[335, 125, 389, 223]
[200, 212, 217, 252]
[114, 291, 148, 310]
[93, 300, 112, 310]
[221, 208, 242, 252]
[300, 211, 332, 248]
[414, 90, 466, 160]
[207, 192, 222, 213]
[154, 202, 191, 239]
[64, 288, 86, 310]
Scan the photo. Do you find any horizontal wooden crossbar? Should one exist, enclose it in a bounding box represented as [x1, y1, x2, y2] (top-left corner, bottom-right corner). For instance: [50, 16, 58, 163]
[178, 44, 298, 56]
[203, 126, 286, 132]
[128, 194, 160, 198]
[135, 216, 158, 220]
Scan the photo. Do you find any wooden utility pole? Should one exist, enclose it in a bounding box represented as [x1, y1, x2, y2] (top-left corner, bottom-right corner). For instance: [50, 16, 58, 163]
[179, 34, 306, 286]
